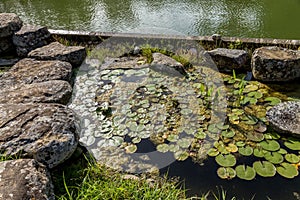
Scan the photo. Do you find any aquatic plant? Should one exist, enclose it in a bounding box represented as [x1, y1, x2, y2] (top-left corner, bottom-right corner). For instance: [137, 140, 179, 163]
[253, 161, 276, 177]
[235, 165, 256, 180]
[276, 163, 299, 179]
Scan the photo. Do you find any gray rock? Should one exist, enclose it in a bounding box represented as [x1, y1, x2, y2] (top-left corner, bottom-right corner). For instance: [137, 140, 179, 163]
[0, 80, 72, 104]
[13, 24, 51, 57]
[207, 48, 249, 71]
[0, 13, 23, 38]
[267, 101, 300, 137]
[251, 46, 300, 81]
[28, 42, 87, 67]
[0, 58, 72, 85]
[151, 52, 187, 77]
[0, 159, 54, 200]
[0, 104, 78, 168]
[0, 37, 14, 54]
[0, 58, 19, 67]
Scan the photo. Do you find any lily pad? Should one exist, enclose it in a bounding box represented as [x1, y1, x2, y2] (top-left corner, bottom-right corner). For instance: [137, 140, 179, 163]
[195, 131, 206, 139]
[241, 96, 257, 105]
[174, 150, 189, 161]
[285, 154, 300, 164]
[264, 132, 281, 140]
[226, 143, 238, 153]
[284, 139, 300, 151]
[125, 144, 137, 154]
[167, 134, 179, 142]
[244, 84, 259, 93]
[238, 146, 253, 156]
[215, 154, 236, 167]
[235, 165, 256, 180]
[217, 167, 236, 179]
[169, 144, 180, 152]
[208, 148, 219, 157]
[277, 163, 299, 179]
[208, 124, 220, 134]
[246, 132, 264, 142]
[214, 141, 230, 154]
[253, 161, 276, 177]
[253, 148, 267, 158]
[264, 152, 284, 164]
[259, 140, 280, 151]
[264, 97, 281, 106]
[157, 143, 169, 153]
[248, 91, 263, 99]
[222, 130, 235, 138]
[177, 138, 192, 148]
[216, 123, 230, 130]
[236, 141, 245, 147]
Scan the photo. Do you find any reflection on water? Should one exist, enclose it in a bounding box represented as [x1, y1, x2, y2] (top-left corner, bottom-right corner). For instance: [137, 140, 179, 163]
[1, 0, 300, 39]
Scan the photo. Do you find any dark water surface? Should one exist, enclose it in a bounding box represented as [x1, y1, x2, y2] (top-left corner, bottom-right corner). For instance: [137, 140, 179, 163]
[1, 0, 300, 39]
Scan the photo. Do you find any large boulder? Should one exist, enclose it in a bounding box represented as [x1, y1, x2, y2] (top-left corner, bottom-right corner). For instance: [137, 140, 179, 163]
[13, 24, 51, 57]
[0, 58, 72, 85]
[0, 80, 72, 104]
[0, 103, 78, 168]
[267, 101, 300, 137]
[28, 42, 86, 67]
[0, 13, 23, 38]
[252, 46, 300, 81]
[207, 48, 249, 71]
[0, 159, 54, 200]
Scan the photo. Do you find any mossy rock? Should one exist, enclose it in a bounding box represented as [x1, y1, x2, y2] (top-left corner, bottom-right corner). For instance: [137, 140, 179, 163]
[238, 146, 253, 156]
[259, 140, 280, 151]
[253, 161, 276, 177]
[264, 152, 284, 164]
[217, 167, 236, 179]
[285, 154, 300, 164]
[276, 163, 299, 179]
[235, 165, 256, 180]
[215, 154, 236, 167]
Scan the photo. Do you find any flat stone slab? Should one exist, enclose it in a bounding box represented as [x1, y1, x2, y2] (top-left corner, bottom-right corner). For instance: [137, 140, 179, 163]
[28, 42, 86, 67]
[0, 159, 54, 200]
[267, 101, 300, 136]
[207, 48, 249, 71]
[0, 80, 72, 104]
[0, 13, 23, 38]
[252, 46, 300, 81]
[0, 104, 78, 168]
[0, 58, 72, 85]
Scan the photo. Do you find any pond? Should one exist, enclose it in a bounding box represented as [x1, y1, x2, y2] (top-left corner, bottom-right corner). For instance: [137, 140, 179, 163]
[68, 36, 300, 199]
[1, 0, 300, 39]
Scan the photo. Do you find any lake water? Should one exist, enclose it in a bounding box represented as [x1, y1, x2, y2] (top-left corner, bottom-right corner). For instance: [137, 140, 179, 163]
[1, 0, 300, 39]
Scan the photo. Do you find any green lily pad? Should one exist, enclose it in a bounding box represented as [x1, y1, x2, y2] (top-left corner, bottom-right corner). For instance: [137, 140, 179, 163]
[284, 139, 300, 151]
[195, 131, 206, 139]
[264, 97, 281, 106]
[248, 91, 263, 99]
[235, 165, 256, 180]
[246, 132, 264, 142]
[157, 144, 169, 153]
[177, 138, 192, 148]
[253, 161, 276, 177]
[238, 146, 253, 156]
[217, 167, 236, 179]
[241, 96, 257, 105]
[278, 148, 288, 154]
[264, 132, 281, 140]
[125, 144, 137, 154]
[231, 109, 244, 115]
[132, 137, 141, 144]
[277, 163, 299, 179]
[214, 141, 229, 154]
[259, 140, 280, 151]
[208, 124, 220, 134]
[264, 152, 284, 164]
[244, 84, 259, 93]
[167, 134, 179, 142]
[208, 148, 219, 157]
[215, 154, 236, 167]
[174, 150, 189, 161]
[226, 143, 238, 153]
[222, 130, 235, 138]
[169, 144, 180, 152]
[236, 141, 245, 147]
[285, 154, 300, 164]
[253, 148, 267, 158]
[216, 123, 230, 130]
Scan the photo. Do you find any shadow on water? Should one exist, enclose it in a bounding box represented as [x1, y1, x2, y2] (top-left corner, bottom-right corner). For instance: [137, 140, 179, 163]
[161, 157, 300, 200]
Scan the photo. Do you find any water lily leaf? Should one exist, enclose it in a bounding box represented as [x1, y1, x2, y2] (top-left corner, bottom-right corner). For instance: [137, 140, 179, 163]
[236, 141, 245, 147]
[278, 148, 288, 155]
[222, 130, 235, 138]
[216, 123, 230, 130]
[235, 165, 256, 180]
[253, 161, 276, 177]
[264, 151, 284, 164]
[217, 167, 236, 179]
[264, 132, 281, 140]
[264, 97, 281, 106]
[157, 143, 169, 153]
[259, 140, 280, 151]
[253, 148, 267, 158]
[174, 150, 189, 161]
[132, 137, 141, 144]
[238, 146, 253, 156]
[246, 131, 264, 142]
[167, 134, 179, 142]
[215, 154, 236, 167]
[195, 131, 206, 139]
[241, 96, 257, 105]
[226, 143, 238, 153]
[208, 124, 220, 134]
[214, 141, 229, 154]
[277, 163, 299, 179]
[244, 84, 259, 93]
[229, 115, 240, 124]
[243, 116, 258, 125]
[208, 148, 219, 157]
[125, 144, 137, 154]
[177, 138, 192, 148]
[169, 144, 180, 152]
[248, 91, 263, 99]
[285, 154, 300, 164]
[284, 139, 300, 151]
[231, 109, 244, 116]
